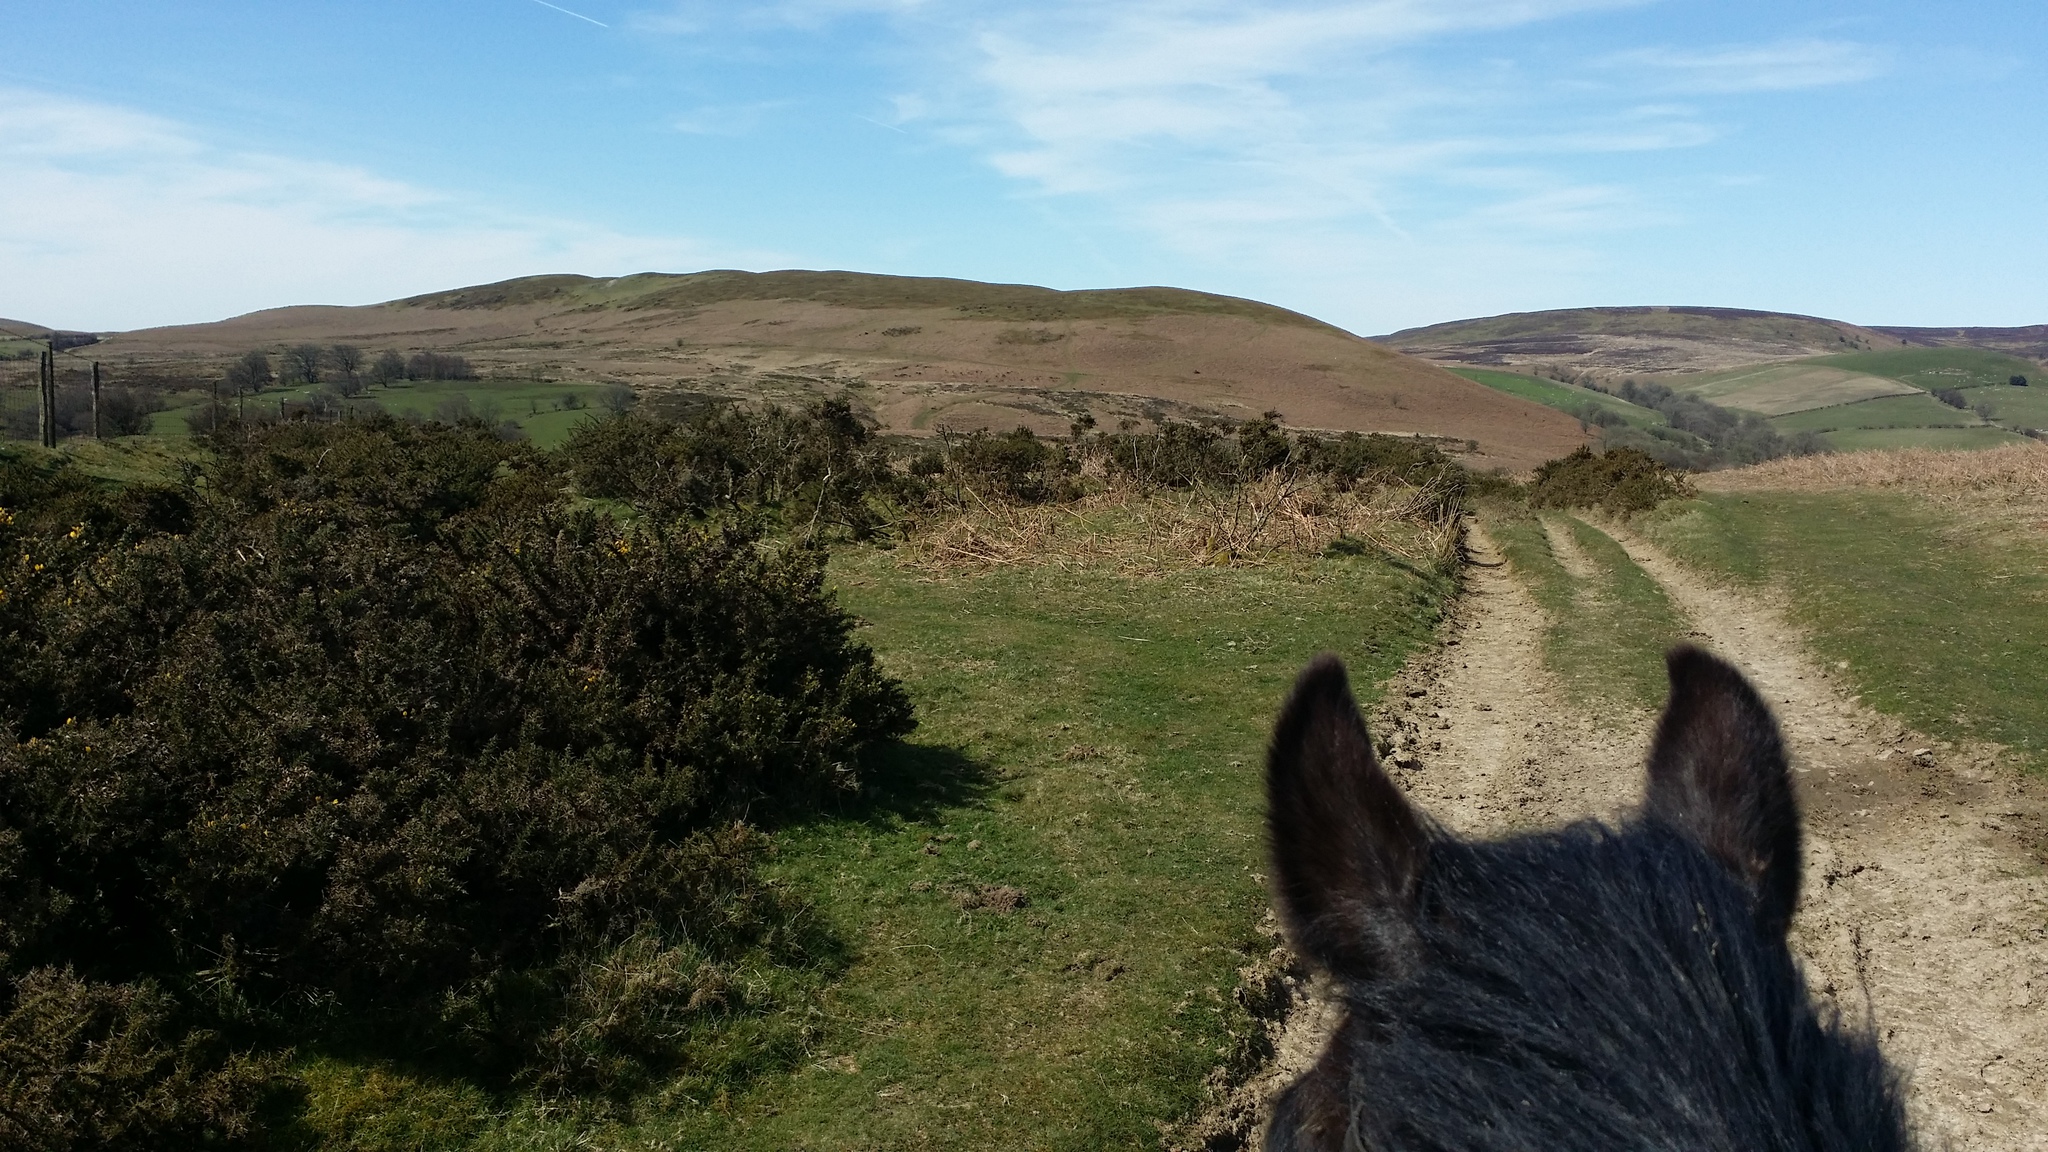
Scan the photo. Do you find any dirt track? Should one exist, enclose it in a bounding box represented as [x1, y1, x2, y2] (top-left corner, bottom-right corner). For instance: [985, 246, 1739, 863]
[1233, 521, 2048, 1150]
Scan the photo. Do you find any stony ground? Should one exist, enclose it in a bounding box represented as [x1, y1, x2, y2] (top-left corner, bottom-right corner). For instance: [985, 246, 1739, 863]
[1220, 520, 2048, 1151]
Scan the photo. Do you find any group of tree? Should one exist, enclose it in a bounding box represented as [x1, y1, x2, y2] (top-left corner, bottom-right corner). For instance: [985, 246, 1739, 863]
[223, 345, 477, 400]
[1569, 380, 1823, 469]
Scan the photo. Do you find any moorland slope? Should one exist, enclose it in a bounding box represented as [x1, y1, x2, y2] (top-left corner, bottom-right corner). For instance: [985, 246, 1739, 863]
[1379, 305, 1903, 375]
[87, 271, 1587, 471]
[1878, 323, 2048, 360]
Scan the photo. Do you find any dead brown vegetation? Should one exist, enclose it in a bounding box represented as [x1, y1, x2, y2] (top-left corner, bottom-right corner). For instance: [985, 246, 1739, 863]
[1699, 443, 2048, 500]
[82, 270, 1588, 471]
[899, 476, 1462, 576]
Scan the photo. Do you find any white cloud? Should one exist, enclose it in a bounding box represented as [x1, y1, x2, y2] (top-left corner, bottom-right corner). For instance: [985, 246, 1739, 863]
[1607, 38, 1889, 94]
[944, 1, 1678, 248]
[0, 88, 768, 331]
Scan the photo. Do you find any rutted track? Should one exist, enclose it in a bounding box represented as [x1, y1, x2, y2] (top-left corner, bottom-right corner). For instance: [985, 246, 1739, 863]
[1226, 518, 2048, 1150]
[1610, 527, 2048, 1151]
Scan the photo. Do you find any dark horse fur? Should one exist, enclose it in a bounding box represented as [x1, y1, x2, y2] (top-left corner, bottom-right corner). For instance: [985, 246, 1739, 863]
[1264, 646, 1911, 1151]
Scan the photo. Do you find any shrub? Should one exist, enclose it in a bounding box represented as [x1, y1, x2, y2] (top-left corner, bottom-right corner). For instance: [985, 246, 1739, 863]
[1934, 388, 1968, 409]
[0, 420, 913, 1106]
[1529, 446, 1691, 514]
[1094, 420, 1234, 487]
[0, 968, 286, 1151]
[946, 427, 1076, 503]
[559, 400, 902, 537]
[2010, 375, 2028, 388]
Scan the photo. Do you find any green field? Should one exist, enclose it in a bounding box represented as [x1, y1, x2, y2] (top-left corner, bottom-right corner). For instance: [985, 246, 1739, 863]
[1967, 385, 2048, 431]
[1807, 347, 2040, 391]
[297, 541, 1454, 1149]
[1450, 367, 1666, 428]
[1820, 425, 2029, 452]
[1661, 346, 2045, 446]
[1643, 491, 2048, 769]
[1768, 392, 1978, 434]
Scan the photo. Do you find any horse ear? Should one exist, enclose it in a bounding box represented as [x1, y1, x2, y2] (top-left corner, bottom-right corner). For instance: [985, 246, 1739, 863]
[1644, 645, 1802, 937]
[1267, 656, 1427, 980]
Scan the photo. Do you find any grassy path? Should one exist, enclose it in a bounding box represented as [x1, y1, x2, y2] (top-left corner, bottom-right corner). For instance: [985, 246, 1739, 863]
[643, 549, 1455, 1149]
[1481, 505, 1690, 715]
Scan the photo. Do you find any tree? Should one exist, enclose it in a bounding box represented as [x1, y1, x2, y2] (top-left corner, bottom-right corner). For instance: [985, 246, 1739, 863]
[330, 344, 364, 388]
[369, 350, 407, 386]
[406, 352, 476, 381]
[600, 384, 636, 415]
[225, 350, 273, 395]
[2012, 375, 2030, 388]
[1934, 388, 1968, 410]
[282, 344, 324, 386]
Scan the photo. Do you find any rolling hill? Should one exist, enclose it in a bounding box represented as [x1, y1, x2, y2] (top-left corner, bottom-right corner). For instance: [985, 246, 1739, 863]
[1877, 324, 2048, 360]
[1378, 306, 1903, 376]
[80, 270, 1589, 471]
[1381, 305, 2047, 453]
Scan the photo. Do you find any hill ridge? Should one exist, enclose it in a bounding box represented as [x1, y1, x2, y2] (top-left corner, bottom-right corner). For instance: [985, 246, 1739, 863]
[75, 269, 1586, 471]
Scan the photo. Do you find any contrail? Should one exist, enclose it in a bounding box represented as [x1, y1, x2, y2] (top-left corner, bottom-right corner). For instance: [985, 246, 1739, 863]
[529, 0, 607, 27]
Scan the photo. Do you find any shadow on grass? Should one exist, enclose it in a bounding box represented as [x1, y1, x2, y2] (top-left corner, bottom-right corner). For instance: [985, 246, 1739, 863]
[833, 740, 996, 828]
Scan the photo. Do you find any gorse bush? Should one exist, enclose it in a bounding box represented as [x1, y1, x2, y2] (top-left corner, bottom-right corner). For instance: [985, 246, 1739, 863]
[940, 426, 1080, 504]
[1529, 446, 1692, 514]
[0, 968, 285, 1152]
[1089, 412, 1473, 502]
[0, 418, 912, 1140]
[560, 399, 904, 537]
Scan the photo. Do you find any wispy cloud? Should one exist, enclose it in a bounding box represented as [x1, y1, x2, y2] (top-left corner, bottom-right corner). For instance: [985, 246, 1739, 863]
[1606, 38, 1889, 94]
[0, 88, 769, 329]
[945, 1, 1677, 247]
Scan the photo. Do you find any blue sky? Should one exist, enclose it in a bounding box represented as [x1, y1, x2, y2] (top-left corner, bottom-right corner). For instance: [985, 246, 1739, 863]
[2, 1, 2043, 333]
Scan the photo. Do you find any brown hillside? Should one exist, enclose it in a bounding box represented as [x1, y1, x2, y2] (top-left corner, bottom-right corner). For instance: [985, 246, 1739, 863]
[1380, 305, 1905, 377]
[92, 271, 1587, 471]
[1876, 324, 2048, 360]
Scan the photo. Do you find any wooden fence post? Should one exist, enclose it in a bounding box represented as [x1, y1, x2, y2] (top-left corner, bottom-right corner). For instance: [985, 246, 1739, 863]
[39, 347, 56, 448]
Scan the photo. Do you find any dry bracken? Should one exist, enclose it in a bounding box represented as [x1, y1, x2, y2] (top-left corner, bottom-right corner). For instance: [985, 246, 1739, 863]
[899, 476, 1462, 576]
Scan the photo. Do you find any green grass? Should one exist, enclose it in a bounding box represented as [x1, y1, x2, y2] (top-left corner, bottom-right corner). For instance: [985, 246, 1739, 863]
[1768, 392, 1978, 433]
[1966, 385, 2048, 432]
[1450, 368, 1666, 429]
[1821, 426, 2029, 452]
[1807, 347, 2041, 391]
[1642, 492, 2048, 769]
[296, 544, 1455, 1149]
[1484, 506, 1690, 712]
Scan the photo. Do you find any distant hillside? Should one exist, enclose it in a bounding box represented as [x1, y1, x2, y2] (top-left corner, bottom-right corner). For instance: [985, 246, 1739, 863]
[1380, 306, 1903, 376]
[1876, 324, 2048, 361]
[90, 270, 1588, 471]
[0, 319, 100, 355]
